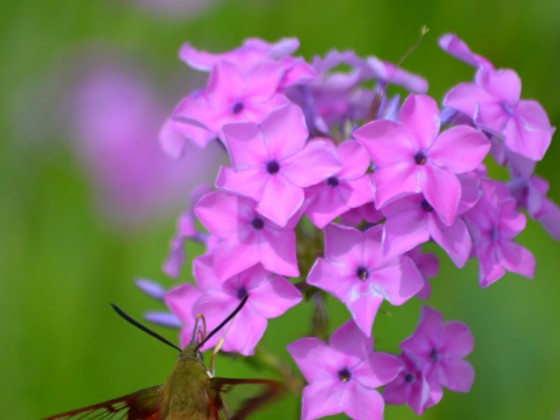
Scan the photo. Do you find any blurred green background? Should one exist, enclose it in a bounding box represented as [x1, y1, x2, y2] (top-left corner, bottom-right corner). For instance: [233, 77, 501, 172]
[1, 0, 560, 419]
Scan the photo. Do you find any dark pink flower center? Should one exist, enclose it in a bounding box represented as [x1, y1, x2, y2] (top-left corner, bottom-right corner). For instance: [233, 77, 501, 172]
[326, 176, 340, 188]
[251, 217, 265, 230]
[232, 101, 245, 114]
[414, 151, 427, 165]
[338, 367, 351, 383]
[421, 199, 433, 212]
[429, 348, 439, 362]
[266, 160, 280, 175]
[404, 372, 416, 384]
[236, 287, 248, 300]
[356, 266, 369, 280]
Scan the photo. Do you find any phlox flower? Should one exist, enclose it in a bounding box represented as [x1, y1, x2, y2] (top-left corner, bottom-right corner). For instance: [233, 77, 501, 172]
[307, 223, 424, 336]
[194, 190, 299, 280]
[287, 320, 403, 420]
[304, 140, 373, 228]
[464, 179, 535, 286]
[509, 175, 560, 240]
[400, 306, 475, 399]
[169, 60, 290, 149]
[381, 193, 472, 268]
[353, 94, 490, 226]
[383, 352, 434, 415]
[217, 104, 342, 227]
[192, 257, 302, 355]
[444, 67, 554, 161]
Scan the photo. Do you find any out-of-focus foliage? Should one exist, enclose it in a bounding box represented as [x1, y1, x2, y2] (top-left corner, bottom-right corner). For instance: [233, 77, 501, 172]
[0, 0, 559, 419]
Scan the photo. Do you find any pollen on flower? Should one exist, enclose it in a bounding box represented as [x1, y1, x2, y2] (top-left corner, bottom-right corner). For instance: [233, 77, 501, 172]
[356, 266, 370, 280]
[414, 151, 427, 165]
[338, 367, 351, 382]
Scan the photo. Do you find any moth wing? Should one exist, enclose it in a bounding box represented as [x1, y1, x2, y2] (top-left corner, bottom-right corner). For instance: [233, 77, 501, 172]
[212, 378, 285, 420]
[41, 384, 163, 420]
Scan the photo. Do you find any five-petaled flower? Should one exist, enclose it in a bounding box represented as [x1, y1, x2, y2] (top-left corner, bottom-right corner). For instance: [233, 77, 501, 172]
[287, 320, 403, 420]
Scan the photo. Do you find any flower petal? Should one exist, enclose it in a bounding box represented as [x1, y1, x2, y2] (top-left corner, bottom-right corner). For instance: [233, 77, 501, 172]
[422, 165, 461, 226]
[429, 125, 490, 173]
[397, 94, 441, 150]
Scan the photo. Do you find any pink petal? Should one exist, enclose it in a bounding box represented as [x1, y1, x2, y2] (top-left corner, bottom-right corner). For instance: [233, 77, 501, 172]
[398, 94, 441, 150]
[477, 241, 505, 287]
[164, 283, 201, 325]
[215, 166, 268, 201]
[192, 254, 221, 290]
[498, 240, 535, 279]
[222, 121, 267, 168]
[287, 338, 341, 382]
[353, 120, 414, 167]
[207, 61, 247, 107]
[383, 203, 430, 258]
[244, 61, 286, 100]
[301, 381, 345, 420]
[261, 104, 309, 158]
[346, 291, 384, 336]
[260, 228, 299, 277]
[422, 165, 461, 226]
[323, 223, 363, 263]
[478, 68, 521, 105]
[504, 101, 553, 161]
[195, 191, 241, 238]
[220, 304, 267, 355]
[249, 274, 302, 318]
[441, 321, 474, 358]
[429, 125, 490, 173]
[329, 320, 372, 359]
[439, 359, 475, 392]
[305, 184, 352, 229]
[374, 163, 422, 209]
[343, 384, 385, 420]
[358, 353, 404, 387]
[256, 176, 304, 227]
[371, 256, 424, 305]
[429, 216, 472, 268]
[307, 258, 354, 300]
[282, 140, 342, 187]
[438, 33, 493, 68]
[443, 82, 492, 119]
[213, 237, 261, 280]
[338, 140, 371, 179]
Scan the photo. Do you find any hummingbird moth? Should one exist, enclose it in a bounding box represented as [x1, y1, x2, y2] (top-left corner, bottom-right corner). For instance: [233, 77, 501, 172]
[43, 296, 284, 419]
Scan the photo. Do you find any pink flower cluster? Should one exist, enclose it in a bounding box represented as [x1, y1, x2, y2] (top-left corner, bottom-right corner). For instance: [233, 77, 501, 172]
[138, 34, 558, 419]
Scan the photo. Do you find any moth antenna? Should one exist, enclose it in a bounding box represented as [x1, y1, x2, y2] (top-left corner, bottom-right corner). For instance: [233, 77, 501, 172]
[111, 304, 182, 352]
[195, 295, 249, 351]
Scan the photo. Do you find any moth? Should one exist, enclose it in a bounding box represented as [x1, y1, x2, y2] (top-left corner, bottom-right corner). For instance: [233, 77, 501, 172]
[43, 296, 284, 419]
